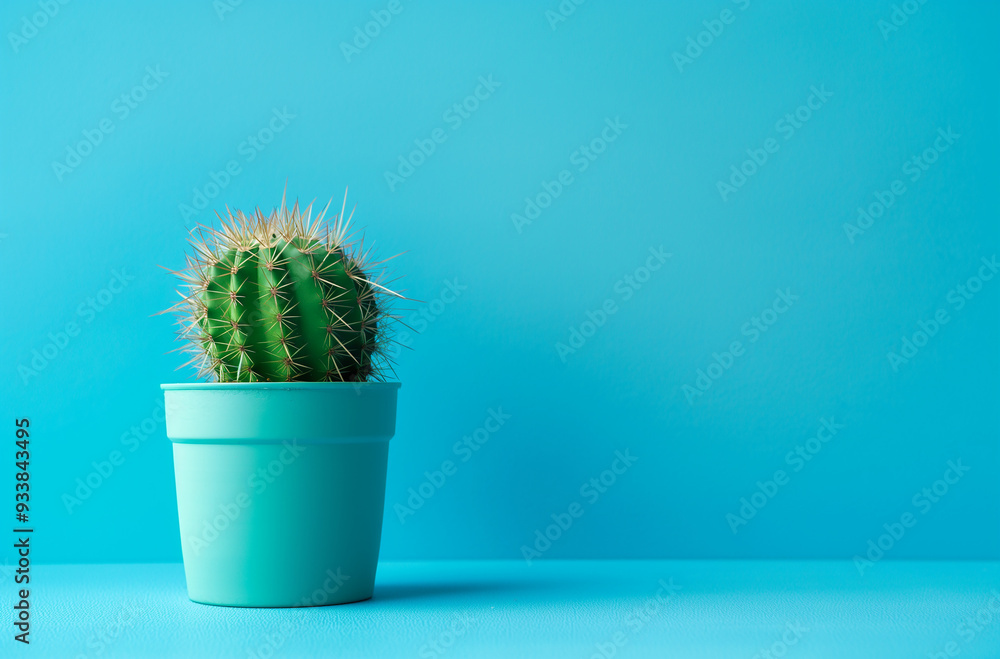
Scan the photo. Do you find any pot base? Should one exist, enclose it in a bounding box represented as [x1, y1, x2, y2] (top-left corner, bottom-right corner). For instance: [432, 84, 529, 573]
[188, 594, 373, 609]
[163, 382, 400, 608]
[173, 441, 388, 608]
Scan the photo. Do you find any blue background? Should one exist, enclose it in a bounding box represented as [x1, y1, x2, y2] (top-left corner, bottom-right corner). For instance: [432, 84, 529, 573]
[1, 0, 997, 565]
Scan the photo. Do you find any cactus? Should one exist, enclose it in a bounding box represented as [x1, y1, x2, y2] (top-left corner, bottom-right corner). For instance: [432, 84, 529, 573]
[168, 190, 401, 383]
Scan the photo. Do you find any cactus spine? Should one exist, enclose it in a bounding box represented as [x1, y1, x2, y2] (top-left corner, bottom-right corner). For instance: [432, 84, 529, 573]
[170, 191, 401, 383]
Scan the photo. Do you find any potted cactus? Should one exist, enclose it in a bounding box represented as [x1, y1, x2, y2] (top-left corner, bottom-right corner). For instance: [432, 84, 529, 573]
[162, 190, 403, 607]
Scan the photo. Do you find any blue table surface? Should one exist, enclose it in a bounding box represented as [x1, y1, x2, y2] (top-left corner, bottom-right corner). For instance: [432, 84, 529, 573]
[8, 560, 1000, 658]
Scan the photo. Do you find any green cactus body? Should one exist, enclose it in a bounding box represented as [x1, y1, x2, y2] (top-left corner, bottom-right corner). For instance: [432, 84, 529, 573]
[170, 193, 398, 383]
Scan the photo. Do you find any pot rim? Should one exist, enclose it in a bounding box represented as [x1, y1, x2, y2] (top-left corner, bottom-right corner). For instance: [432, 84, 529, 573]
[161, 381, 401, 391]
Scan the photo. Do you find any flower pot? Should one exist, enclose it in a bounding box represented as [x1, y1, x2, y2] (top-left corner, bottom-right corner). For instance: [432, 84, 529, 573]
[162, 381, 401, 607]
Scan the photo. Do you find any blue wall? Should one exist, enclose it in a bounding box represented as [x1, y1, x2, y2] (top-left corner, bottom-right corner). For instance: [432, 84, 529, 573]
[1, 0, 997, 564]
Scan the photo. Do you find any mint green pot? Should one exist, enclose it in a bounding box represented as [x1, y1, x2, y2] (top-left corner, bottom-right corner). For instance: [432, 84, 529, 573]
[162, 382, 401, 608]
